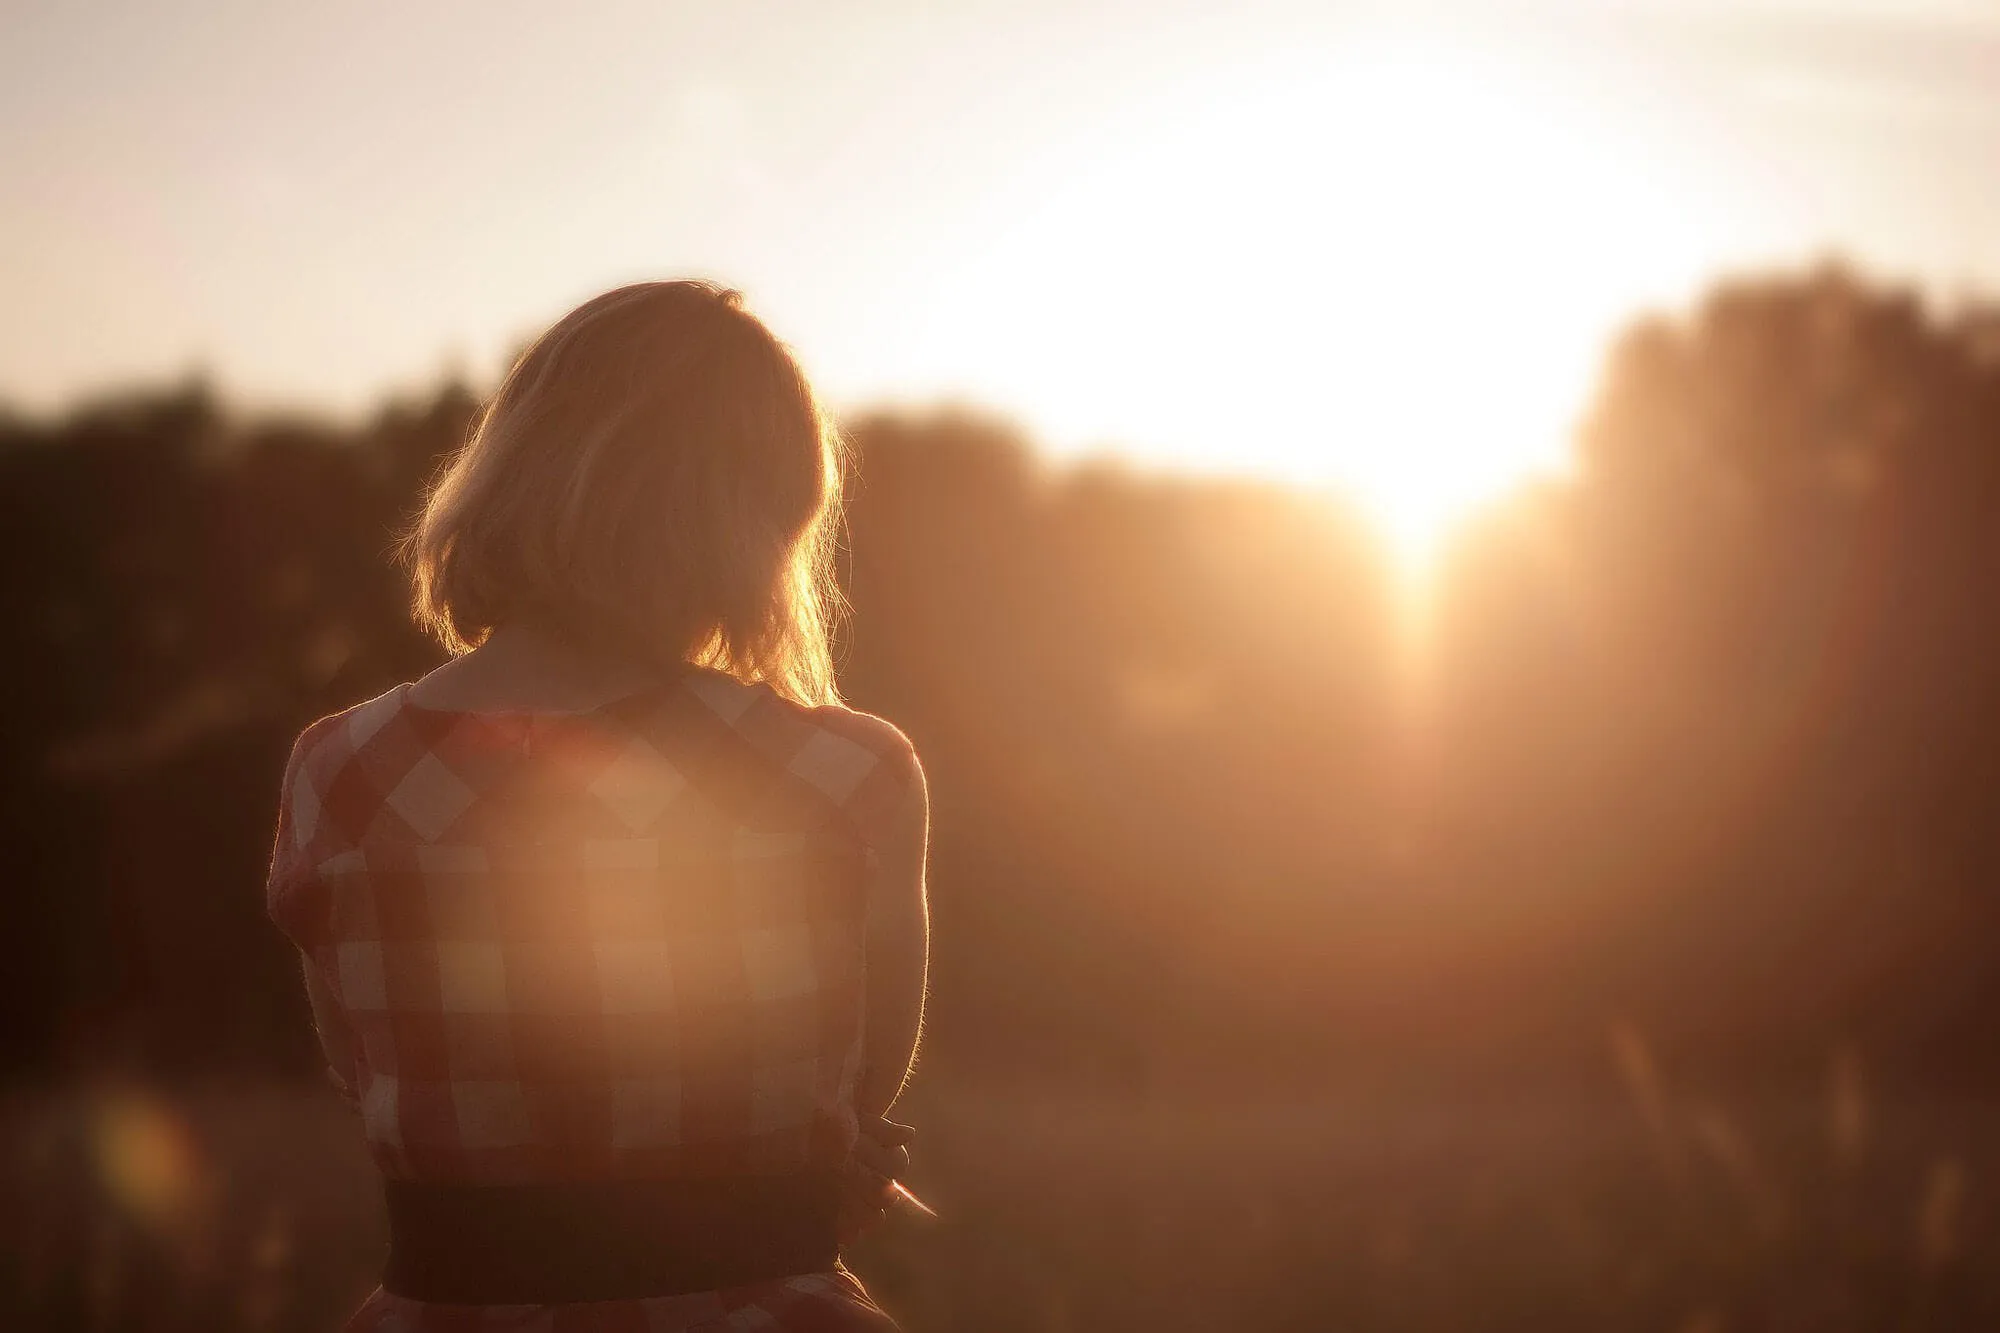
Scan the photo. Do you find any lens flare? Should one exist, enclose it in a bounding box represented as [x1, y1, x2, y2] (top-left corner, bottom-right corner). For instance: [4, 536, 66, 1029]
[93, 1093, 208, 1232]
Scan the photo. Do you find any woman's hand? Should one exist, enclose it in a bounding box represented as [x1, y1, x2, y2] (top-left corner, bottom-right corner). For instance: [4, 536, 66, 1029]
[836, 1114, 916, 1246]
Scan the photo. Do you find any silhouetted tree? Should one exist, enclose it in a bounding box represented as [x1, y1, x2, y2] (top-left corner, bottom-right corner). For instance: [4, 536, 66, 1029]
[2, 265, 1997, 1091]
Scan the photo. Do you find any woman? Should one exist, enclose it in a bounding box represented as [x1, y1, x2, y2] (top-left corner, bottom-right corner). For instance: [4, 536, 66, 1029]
[266, 281, 929, 1331]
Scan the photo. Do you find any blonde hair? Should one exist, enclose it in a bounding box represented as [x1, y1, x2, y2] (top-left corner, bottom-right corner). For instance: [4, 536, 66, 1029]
[403, 281, 845, 707]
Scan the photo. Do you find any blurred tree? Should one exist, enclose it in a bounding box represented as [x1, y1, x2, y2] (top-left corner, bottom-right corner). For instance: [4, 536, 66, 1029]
[0, 267, 1995, 1091]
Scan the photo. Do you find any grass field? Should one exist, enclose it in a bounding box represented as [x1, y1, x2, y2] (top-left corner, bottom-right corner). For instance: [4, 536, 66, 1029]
[4, 1069, 1994, 1332]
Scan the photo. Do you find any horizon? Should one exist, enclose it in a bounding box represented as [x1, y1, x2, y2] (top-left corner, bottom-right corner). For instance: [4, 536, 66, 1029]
[11, 0, 2000, 552]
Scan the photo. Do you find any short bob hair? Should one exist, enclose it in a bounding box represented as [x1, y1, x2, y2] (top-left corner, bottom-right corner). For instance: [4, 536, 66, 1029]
[403, 281, 845, 707]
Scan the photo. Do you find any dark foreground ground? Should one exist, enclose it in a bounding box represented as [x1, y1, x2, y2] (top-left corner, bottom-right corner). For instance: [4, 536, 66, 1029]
[3, 1075, 1994, 1332]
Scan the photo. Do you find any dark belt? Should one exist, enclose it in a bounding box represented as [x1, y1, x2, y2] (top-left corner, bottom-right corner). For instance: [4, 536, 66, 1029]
[381, 1172, 842, 1304]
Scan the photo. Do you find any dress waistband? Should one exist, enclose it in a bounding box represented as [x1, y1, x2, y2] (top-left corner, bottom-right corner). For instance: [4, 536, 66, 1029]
[381, 1172, 842, 1304]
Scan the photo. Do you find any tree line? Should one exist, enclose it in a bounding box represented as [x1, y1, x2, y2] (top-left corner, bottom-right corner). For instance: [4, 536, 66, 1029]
[3, 263, 1996, 1092]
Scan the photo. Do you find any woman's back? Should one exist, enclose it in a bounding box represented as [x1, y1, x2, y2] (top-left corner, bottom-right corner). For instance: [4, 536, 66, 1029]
[272, 666, 914, 1180]
[270, 660, 918, 1329]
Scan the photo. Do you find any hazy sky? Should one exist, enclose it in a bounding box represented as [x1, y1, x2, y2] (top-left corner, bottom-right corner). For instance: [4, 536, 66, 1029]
[8, 0, 2000, 494]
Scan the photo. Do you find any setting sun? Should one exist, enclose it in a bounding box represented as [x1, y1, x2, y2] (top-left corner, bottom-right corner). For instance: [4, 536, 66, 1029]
[12, 3, 2000, 1328]
[907, 31, 1720, 569]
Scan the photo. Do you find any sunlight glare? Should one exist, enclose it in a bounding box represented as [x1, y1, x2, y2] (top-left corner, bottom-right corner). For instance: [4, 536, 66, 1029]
[916, 30, 1718, 575]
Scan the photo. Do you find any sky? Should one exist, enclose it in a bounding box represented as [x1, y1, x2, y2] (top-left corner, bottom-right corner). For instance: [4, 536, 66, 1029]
[7, 0, 2000, 532]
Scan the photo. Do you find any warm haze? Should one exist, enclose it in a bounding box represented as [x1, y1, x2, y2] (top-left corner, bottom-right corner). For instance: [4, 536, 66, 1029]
[9, 0, 2000, 564]
[11, 6, 2000, 1330]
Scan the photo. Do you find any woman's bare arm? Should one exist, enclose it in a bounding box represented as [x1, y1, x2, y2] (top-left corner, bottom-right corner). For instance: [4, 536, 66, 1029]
[856, 757, 929, 1120]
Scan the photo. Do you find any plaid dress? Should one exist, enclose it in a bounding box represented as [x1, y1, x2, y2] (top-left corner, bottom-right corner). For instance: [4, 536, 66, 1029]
[267, 666, 920, 1332]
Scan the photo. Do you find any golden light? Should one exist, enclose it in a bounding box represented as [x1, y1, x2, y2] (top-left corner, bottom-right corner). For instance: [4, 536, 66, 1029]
[93, 1091, 210, 1232]
[914, 29, 1720, 575]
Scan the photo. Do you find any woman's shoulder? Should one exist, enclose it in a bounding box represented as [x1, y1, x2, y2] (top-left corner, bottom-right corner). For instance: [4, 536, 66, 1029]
[282, 683, 412, 778]
[803, 703, 919, 770]
[268, 685, 416, 922]
[793, 703, 923, 848]
[674, 668, 915, 764]
[675, 676, 922, 840]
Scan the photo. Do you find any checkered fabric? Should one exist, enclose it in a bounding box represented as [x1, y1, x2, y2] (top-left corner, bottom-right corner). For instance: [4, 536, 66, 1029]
[267, 667, 917, 1332]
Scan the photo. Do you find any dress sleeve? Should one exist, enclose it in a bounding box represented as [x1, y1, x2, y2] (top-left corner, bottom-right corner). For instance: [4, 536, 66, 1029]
[266, 721, 333, 953]
[269, 719, 362, 1101]
[807, 708, 924, 854]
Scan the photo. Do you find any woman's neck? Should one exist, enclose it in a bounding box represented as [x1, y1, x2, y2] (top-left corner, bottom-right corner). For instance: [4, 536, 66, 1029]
[408, 619, 675, 714]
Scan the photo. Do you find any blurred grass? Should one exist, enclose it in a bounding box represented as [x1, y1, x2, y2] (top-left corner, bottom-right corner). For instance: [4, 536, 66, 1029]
[3, 1063, 1994, 1332]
